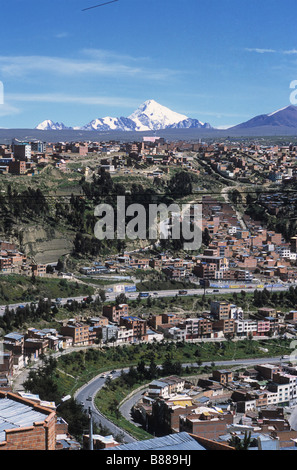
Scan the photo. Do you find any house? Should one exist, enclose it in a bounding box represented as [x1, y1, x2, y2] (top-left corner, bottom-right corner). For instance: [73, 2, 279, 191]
[179, 407, 234, 440]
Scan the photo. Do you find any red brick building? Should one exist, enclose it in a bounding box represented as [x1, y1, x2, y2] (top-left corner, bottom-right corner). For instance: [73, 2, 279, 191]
[103, 304, 129, 323]
[179, 409, 233, 440]
[60, 322, 89, 346]
[120, 316, 147, 341]
[0, 391, 56, 450]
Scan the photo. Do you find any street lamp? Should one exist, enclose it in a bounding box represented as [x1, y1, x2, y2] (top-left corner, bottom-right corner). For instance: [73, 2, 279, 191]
[56, 394, 71, 409]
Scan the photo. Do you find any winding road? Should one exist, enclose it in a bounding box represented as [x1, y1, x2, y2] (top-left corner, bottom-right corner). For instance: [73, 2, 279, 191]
[74, 355, 287, 444]
[74, 368, 137, 443]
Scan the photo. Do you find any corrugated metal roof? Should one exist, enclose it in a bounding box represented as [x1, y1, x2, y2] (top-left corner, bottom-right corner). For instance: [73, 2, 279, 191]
[150, 380, 168, 387]
[4, 332, 23, 341]
[109, 432, 206, 451]
[0, 397, 48, 443]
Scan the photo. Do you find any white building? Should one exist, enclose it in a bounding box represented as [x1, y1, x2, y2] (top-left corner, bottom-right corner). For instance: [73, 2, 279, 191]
[168, 326, 187, 341]
[268, 374, 297, 404]
[235, 319, 258, 337]
[116, 326, 134, 344]
[146, 329, 164, 343]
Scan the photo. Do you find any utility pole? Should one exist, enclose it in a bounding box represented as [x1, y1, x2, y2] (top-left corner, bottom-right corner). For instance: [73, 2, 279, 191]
[88, 407, 93, 450]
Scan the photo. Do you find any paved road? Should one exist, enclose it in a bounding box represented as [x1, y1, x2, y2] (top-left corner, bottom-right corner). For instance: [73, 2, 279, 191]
[75, 355, 287, 443]
[75, 368, 137, 443]
[0, 283, 292, 316]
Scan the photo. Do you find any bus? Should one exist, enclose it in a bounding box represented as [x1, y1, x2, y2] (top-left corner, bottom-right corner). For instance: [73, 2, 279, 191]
[139, 292, 150, 298]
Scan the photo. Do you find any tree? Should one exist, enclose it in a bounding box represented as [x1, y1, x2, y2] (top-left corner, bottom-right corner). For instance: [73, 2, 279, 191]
[228, 431, 253, 450]
[148, 359, 159, 379]
[136, 359, 147, 378]
[115, 293, 128, 305]
[167, 171, 193, 197]
[202, 227, 211, 247]
[23, 356, 59, 402]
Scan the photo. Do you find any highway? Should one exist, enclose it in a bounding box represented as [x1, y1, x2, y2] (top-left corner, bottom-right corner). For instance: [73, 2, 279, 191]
[0, 282, 292, 316]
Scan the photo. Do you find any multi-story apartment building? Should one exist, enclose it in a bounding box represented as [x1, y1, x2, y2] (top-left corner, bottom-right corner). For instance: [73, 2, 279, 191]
[8, 161, 27, 175]
[235, 319, 258, 337]
[193, 262, 217, 279]
[99, 324, 118, 344]
[168, 326, 187, 341]
[119, 316, 147, 341]
[13, 143, 31, 161]
[60, 322, 89, 346]
[116, 326, 134, 344]
[255, 364, 280, 380]
[268, 373, 297, 405]
[0, 256, 12, 272]
[179, 409, 233, 440]
[183, 318, 213, 339]
[0, 351, 14, 377]
[213, 319, 235, 336]
[30, 264, 47, 277]
[31, 141, 46, 153]
[257, 320, 271, 336]
[212, 369, 233, 385]
[102, 303, 129, 323]
[210, 301, 231, 320]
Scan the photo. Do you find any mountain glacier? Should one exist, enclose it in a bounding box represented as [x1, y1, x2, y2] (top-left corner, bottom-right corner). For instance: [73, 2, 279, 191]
[81, 116, 137, 131]
[35, 100, 212, 132]
[35, 120, 72, 131]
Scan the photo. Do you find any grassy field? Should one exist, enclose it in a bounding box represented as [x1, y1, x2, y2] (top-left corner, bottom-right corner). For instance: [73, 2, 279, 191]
[0, 274, 94, 304]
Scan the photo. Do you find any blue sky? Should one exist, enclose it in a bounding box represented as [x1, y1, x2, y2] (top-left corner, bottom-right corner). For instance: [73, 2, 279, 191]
[0, 0, 297, 129]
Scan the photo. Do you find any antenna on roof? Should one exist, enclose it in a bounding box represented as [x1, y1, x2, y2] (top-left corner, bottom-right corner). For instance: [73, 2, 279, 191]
[82, 0, 119, 11]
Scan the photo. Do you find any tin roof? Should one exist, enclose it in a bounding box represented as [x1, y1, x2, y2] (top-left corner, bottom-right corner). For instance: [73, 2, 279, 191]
[109, 432, 206, 451]
[0, 397, 48, 443]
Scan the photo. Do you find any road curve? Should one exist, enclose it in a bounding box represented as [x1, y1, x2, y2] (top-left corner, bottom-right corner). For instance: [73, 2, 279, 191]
[74, 355, 285, 443]
[74, 369, 137, 444]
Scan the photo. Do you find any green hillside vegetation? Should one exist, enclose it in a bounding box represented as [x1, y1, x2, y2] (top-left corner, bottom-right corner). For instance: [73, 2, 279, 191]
[0, 274, 94, 304]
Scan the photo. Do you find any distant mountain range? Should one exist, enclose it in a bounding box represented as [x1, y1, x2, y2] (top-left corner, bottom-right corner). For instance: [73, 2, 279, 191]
[230, 105, 297, 130]
[35, 99, 212, 132]
[34, 102, 297, 138]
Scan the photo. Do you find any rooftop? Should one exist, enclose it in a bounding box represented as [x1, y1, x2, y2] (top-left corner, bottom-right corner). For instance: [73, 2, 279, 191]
[0, 395, 50, 443]
[107, 432, 206, 451]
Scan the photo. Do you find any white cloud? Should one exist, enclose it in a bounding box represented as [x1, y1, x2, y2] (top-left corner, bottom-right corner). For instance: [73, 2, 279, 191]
[245, 47, 297, 56]
[0, 102, 21, 117]
[245, 48, 277, 54]
[54, 32, 70, 39]
[81, 48, 150, 63]
[0, 50, 178, 81]
[6, 92, 142, 108]
[283, 49, 297, 55]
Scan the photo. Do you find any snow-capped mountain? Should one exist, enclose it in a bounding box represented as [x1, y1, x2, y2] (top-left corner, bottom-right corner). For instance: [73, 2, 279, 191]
[35, 120, 71, 131]
[128, 99, 189, 131]
[230, 105, 297, 129]
[81, 116, 137, 131]
[127, 100, 211, 130]
[167, 117, 212, 129]
[35, 100, 212, 131]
